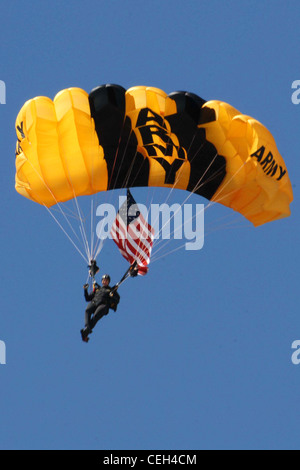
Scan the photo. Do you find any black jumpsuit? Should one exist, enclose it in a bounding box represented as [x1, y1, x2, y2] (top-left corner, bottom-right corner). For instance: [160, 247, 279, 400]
[84, 285, 120, 332]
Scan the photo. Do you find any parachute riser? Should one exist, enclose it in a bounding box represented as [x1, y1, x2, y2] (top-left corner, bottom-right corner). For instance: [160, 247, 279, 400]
[111, 261, 138, 294]
[86, 259, 100, 287]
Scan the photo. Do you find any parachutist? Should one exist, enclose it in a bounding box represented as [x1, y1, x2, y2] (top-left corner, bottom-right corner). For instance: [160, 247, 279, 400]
[81, 274, 120, 343]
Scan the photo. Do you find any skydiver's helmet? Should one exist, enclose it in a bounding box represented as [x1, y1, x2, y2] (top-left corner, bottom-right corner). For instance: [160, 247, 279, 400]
[102, 274, 111, 283]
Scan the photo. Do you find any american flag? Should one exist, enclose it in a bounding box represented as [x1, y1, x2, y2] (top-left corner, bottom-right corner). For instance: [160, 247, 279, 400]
[110, 189, 155, 275]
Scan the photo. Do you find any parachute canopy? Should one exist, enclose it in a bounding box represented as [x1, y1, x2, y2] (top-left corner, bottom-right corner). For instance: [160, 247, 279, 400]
[15, 84, 293, 226]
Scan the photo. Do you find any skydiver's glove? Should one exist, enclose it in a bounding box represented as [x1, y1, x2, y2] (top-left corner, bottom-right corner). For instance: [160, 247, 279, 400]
[83, 284, 89, 289]
[130, 268, 138, 278]
[109, 286, 118, 296]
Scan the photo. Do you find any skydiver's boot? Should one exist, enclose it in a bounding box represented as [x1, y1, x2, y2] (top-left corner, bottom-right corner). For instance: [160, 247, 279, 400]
[81, 327, 91, 343]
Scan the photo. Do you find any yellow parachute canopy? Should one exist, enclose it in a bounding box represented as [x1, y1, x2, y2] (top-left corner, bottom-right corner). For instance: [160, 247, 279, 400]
[15, 85, 293, 226]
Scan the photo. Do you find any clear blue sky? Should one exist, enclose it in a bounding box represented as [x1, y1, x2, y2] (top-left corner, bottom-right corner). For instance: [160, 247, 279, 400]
[0, 0, 300, 450]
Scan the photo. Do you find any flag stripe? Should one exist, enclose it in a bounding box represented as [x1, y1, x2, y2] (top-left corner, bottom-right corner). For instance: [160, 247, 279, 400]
[110, 190, 154, 276]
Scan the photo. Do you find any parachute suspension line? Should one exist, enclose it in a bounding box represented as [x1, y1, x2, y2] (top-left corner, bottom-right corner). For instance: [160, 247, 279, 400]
[113, 125, 202, 264]
[137, 122, 218, 259]
[145, 126, 203, 250]
[114, 125, 146, 193]
[25, 158, 90, 262]
[29, 151, 92, 265]
[152, 159, 249, 262]
[73, 192, 91, 262]
[89, 200, 106, 265]
[93, 238, 104, 261]
[113, 128, 135, 190]
[25, 159, 81, 242]
[90, 120, 136, 264]
[90, 199, 94, 261]
[43, 204, 88, 263]
[100, 121, 155, 269]
[133, 123, 202, 254]
[93, 152, 131, 265]
[88, 123, 105, 266]
[91, 213, 106, 263]
[151, 241, 190, 264]
[89, 136, 98, 262]
[151, 203, 205, 260]
[108, 134, 123, 191]
[151, 201, 243, 265]
[108, 116, 135, 192]
[156, 166, 232, 253]
[129, 129, 202, 259]
[61, 148, 94, 264]
[49, 204, 86, 222]
[90, 199, 104, 265]
[151, 197, 219, 262]
[152, 150, 221, 253]
[100, 112, 203, 267]
[152, 197, 250, 264]
[79, 225, 91, 263]
[134, 203, 154, 268]
[204, 214, 250, 234]
[88, 156, 104, 266]
[123, 147, 139, 190]
[151, 215, 248, 264]
[152, 148, 245, 257]
[151, 202, 208, 262]
[121, 129, 189, 267]
[62, 176, 91, 263]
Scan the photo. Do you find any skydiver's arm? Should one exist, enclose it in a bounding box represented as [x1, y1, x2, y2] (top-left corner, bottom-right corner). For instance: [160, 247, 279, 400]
[84, 285, 94, 302]
[109, 288, 120, 310]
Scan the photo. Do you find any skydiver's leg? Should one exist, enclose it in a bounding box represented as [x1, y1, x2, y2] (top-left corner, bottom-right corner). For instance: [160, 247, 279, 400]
[90, 303, 110, 330]
[85, 303, 96, 332]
